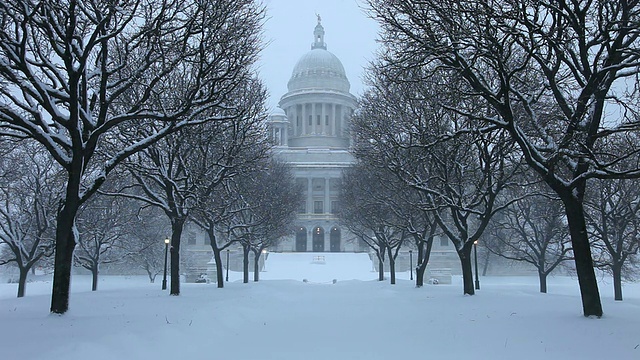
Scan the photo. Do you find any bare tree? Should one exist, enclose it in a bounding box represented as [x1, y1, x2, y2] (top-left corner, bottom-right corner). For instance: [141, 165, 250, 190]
[403, 202, 439, 288]
[339, 163, 409, 283]
[190, 184, 240, 288]
[75, 194, 136, 291]
[123, 207, 170, 283]
[585, 176, 640, 300]
[487, 186, 572, 293]
[352, 66, 523, 294]
[220, 160, 301, 283]
[367, 0, 640, 317]
[0, 0, 265, 313]
[242, 161, 301, 282]
[114, 77, 269, 294]
[0, 140, 59, 297]
[428, 131, 521, 295]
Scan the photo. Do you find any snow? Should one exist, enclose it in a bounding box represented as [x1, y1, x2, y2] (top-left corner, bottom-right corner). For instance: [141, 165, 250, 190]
[1, 253, 639, 360]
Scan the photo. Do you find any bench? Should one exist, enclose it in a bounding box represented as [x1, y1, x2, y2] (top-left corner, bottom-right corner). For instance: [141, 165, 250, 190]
[311, 255, 326, 264]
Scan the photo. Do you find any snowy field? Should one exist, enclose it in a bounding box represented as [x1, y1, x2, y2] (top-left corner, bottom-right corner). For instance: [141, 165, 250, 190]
[1, 253, 639, 360]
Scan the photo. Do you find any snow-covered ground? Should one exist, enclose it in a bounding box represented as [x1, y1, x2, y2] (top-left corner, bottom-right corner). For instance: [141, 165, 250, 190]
[1, 253, 639, 360]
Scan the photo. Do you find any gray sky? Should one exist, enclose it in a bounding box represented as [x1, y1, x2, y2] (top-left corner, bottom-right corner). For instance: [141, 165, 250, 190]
[258, 0, 380, 111]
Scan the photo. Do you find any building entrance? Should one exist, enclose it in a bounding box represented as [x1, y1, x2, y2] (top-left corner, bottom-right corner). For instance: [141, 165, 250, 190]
[296, 227, 307, 252]
[313, 227, 324, 252]
[330, 227, 341, 252]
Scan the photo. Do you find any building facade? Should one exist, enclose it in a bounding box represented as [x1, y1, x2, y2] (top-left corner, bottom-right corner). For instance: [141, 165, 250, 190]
[178, 18, 487, 277]
[268, 18, 363, 252]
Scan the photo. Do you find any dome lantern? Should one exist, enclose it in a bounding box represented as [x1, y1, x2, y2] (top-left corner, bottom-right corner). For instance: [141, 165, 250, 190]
[312, 14, 327, 50]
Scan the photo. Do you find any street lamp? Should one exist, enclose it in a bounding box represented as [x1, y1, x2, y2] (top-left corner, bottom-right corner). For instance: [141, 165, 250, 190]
[473, 240, 480, 290]
[225, 249, 230, 282]
[262, 248, 268, 271]
[162, 237, 170, 290]
[409, 250, 413, 281]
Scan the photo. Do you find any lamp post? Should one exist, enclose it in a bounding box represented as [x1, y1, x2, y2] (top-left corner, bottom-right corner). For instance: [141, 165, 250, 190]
[162, 237, 170, 290]
[409, 250, 413, 281]
[225, 249, 230, 282]
[473, 240, 480, 290]
[262, 248, 268, 271]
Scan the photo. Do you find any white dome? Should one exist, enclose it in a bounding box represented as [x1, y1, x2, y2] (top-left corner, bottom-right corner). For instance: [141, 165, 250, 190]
[272, 107, 286, 116]
[286, 17, 351, 94]
[287, 49, 350, 93]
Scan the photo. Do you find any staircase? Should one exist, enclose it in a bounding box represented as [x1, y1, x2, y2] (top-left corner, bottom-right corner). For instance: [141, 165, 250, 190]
[261, 252, 376, 282]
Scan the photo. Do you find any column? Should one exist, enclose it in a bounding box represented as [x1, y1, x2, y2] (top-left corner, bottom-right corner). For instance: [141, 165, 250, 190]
[324, 177, 331, 214]
[311, 103, 316, 134]
[330, 103, 336, 136]
[337, 105, 343, 137]
[321, 103, 326, 135]
[303, 104, 307, 135]
[284, 123, 288, 145]
[307, 177, 313, 214]
[290, 106, 296, 137]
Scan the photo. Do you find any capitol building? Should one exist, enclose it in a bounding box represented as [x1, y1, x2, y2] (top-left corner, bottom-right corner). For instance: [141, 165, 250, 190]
[267, 17, 364, 252]
[180, 17, 461, 277]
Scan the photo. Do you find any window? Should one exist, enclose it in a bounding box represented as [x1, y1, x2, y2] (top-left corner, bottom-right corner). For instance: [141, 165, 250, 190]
[274, 128, 281, 145]
[309, 115, 312, 125]
[298, 201, 306, 214]
[440, 237, 449, 246]
[325, 115, 329, 126]
[313, 178, 324, 191]
[297, 116, 301, 127]
[331, 201, 339, 214]
[314, 201, 324, 214]
[317, 115, 321, 125]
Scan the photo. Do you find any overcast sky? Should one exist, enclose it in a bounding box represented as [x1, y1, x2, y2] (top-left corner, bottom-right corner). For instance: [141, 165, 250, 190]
[258, 0, 380, 111]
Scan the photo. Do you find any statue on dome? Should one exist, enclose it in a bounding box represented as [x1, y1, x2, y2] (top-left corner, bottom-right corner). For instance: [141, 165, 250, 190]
[316, 13, 321, 24]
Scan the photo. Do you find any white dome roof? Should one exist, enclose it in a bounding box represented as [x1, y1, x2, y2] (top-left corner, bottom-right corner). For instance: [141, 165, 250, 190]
[272, 107, 286, 116]
[285, 18, 351, 94]
[287, 49, 350, 93]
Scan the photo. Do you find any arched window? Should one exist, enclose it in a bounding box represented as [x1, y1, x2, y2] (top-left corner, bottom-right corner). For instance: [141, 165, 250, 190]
[330, 227, 341, 252]
[296, 227, 307, 252]
[312, 226, 325, 252]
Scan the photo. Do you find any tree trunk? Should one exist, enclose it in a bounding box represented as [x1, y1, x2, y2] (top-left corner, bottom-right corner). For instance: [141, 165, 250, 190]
[169, 217, 186, 296]
[243, 245, 250, 284]
[387, 247, 396, 285]
[377, 253, 384, 281]
[538, 270, 547, 294]
[612, 263, 623, 301]
[562, 196, 603, 316]
[207, 229, 225, 288]
[213, 247, 224, 288]
[91, 264, 98, 291]
[17, 266, 28, 298]
[458, 242, 474, 295]
[50, 199, 80, 314]
[416, 238, 433, 287]
[416, 244, 425, 288]
[253, 249, 261, 282]
[416, 263, 425, 287]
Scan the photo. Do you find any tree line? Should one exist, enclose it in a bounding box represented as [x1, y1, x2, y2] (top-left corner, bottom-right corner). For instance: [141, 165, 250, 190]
[0, 0, 300, 313]
[340, 0, 640, 318]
